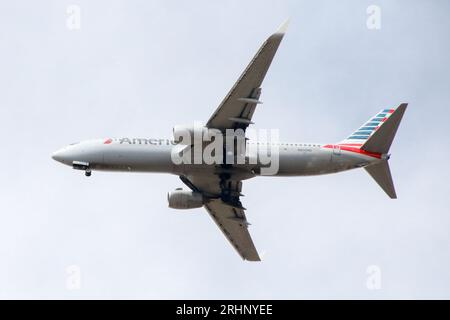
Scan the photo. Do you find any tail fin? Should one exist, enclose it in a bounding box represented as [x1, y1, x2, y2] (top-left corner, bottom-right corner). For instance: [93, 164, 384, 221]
[340, 103, 407, 198]
[365, 160, 397, 198]
[339, 103, 408, 151]
[361, 103, 407, 154]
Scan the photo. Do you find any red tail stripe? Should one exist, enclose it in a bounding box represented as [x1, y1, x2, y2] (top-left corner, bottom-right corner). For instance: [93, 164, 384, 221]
[323, 144, 382, 159]
[338, 143, 363, 147]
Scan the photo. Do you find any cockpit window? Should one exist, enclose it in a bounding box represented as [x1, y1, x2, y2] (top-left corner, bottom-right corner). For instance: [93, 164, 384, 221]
[69, 142, 79, 146]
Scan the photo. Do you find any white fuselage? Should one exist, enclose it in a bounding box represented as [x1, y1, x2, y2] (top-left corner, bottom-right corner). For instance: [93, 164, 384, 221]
[52, 138, 382, 180]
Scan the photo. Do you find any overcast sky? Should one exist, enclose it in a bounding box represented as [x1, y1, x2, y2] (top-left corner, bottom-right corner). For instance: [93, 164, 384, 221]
[1, 0, 449, 299]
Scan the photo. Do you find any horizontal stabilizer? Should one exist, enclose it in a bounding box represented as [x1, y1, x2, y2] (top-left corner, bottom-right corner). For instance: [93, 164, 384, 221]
[365, 160, 397, 199]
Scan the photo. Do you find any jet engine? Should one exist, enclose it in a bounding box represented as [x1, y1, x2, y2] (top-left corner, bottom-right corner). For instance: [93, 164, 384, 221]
[173, 125, 221, 144]
[167, 189, 204, 209]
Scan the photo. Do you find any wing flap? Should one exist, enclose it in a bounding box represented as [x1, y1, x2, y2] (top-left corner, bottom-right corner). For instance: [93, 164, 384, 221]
[205, 199, 260, 261]
[180, 174, 260, 261]
[206, 20, 288, 131]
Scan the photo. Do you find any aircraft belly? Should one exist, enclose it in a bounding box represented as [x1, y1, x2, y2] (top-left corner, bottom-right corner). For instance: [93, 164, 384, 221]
[276, 149, 334, 176]
[101, 145, 174, 173]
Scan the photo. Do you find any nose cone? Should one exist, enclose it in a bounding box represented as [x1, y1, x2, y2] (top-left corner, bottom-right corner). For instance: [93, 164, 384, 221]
[52, 140, 103, 167]
[52, 148, 70, 165]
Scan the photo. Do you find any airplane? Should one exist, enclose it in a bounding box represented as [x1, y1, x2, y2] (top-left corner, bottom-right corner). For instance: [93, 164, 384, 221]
[52, 20, 407, 261]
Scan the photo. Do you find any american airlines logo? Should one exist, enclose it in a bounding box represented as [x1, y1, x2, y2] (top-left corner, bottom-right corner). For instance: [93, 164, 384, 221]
[104, 138, 177, 145]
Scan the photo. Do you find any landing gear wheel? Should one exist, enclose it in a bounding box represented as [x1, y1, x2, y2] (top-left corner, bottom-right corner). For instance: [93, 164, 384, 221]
[85, 170, 92, 177]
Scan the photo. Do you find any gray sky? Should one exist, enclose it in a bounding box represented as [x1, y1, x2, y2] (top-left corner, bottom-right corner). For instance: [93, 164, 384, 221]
[0, 0, 449, 299]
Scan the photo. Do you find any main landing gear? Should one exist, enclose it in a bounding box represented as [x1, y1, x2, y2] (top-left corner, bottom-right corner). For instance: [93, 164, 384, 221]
[85, 169, 92, 177]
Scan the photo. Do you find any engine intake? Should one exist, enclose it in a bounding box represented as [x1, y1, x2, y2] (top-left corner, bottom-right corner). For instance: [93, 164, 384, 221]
[167, 189, 204, 209]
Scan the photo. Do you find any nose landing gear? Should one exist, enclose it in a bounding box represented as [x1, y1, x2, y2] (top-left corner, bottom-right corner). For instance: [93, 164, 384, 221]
[72, 161, 91, 177]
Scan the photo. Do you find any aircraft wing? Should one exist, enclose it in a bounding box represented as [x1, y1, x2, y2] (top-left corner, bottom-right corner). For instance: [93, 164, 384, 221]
[205, 199, 260, 261]
[176, 21, 290, 261]
[206, 20, 289, 131]
[180, 175, 260, 261]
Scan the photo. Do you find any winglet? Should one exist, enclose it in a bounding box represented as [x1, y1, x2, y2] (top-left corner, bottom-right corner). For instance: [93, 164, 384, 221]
[275, 18, 290, 35]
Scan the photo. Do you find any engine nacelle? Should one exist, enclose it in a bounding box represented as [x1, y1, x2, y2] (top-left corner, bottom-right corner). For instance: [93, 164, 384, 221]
[173, 124, 221, 144]
[167, 189, 204, 209]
